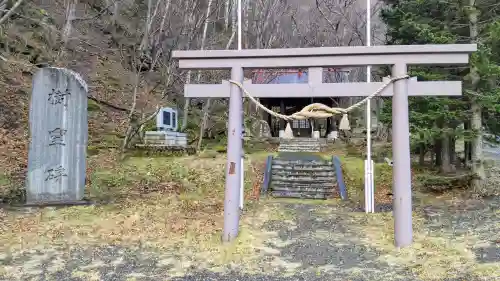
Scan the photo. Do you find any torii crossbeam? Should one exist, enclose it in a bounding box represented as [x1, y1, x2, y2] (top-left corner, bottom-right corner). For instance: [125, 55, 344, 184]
[173, 44, 477, 248]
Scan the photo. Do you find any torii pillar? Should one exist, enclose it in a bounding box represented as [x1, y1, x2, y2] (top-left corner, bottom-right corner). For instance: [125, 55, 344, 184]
[173, 44, 476, 247]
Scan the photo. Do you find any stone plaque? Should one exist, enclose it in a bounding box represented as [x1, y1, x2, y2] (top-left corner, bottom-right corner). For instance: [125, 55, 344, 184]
[27, 67, 88, 204]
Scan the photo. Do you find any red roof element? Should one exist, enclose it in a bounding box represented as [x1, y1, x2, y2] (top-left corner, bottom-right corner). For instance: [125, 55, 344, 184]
[251, 68, 348, 84]
[251, 68, 346, 74]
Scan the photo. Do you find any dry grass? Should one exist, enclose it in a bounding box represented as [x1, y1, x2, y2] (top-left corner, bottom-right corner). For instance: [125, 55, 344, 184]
[1, 149, 498, 280]
[312, 154, 500, 280]
[265, 197, 344, 206]
[345, 195, 500, 280]
[0, 150, 276, 273]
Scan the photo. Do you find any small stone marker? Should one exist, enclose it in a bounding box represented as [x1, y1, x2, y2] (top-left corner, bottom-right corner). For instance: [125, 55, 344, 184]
[27, 67, 88, 204]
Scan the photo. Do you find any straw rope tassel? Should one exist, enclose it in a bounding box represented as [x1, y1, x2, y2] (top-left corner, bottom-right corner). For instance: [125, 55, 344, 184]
[339, 114, 350, 131]
[228, 75, 409, 129]
[283, 123, 294, 139]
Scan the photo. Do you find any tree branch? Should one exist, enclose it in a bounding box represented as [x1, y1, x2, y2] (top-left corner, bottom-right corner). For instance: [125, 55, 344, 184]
[87, 95, 130, 112]
[0, 0, 25, 25]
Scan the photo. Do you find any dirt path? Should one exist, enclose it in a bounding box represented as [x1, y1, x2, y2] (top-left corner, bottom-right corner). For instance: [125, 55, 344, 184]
[1, 196, 499, 281]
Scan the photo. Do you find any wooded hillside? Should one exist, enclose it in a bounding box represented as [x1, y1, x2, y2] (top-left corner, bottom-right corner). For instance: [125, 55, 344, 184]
[0, 0, 381, 169]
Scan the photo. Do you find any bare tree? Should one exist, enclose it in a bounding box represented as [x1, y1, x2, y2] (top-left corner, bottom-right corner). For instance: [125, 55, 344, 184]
[121, 0, 208, 150]
[224, 0, 231, 30]
[245, 0, 292, 49]
[197, 28, 236, 151]
[0, 0, 24, 25]
[468, 0, 485, 193]
[180, 0, 204, 131]
[195, 0, 216, 151]
[313, 0, 386, 125]
[61, 0, 77, 44]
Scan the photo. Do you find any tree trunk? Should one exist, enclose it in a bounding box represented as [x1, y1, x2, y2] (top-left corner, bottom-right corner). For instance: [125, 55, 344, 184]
[180, 2, 198, 131]
[434, 120, 442, 167]
[0, 0, 7, 18]
[224, 0, 231, 30]
[434, 139, 442, 167]
[109, 0, 119, 24]
[122, 72, 141, 151]
[181, 73, 191, 131]
[468, 0, 485, 193]
[62, 0, 76, 45]
[449, 136, 456, 166]
[419, 143, 425, 166]
[0, 0, 25, 25]
[197, 99, 211, 151]
[150, 0, 172, 68]
[196, 0, 215, 151]
[440, 129, 452, 173]
[243, 0, 249, 48]
[376, 98, 384, 129]
[431, 147, 435, 166]
[197, 29, 237, 148]
[471, 102, 485, 187]
[140, 0, 153, 51]
[464, 120, 470, 167]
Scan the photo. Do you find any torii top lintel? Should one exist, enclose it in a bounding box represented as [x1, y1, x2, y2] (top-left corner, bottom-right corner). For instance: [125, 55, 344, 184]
[172, 44, 477, 70]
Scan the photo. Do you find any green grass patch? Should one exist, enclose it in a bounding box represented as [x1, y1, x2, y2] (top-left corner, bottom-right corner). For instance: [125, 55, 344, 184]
[87, 99, 101, 111]
[338, 156, 393, 199]
[0, 173, 10, 186]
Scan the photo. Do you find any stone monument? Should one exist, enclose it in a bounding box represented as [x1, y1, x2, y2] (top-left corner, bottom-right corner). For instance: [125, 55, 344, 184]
[27, 67, 88, 204]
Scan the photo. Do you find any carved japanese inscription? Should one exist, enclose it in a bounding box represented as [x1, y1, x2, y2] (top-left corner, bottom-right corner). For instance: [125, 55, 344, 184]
[27, 67, 88, 204]
[48, 88, 71, 106]
[48, 128, 67, 146]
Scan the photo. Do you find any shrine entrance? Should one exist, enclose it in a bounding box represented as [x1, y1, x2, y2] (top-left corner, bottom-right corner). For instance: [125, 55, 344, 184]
[254, 69, 347, 139]
[261, 97, 340, 138]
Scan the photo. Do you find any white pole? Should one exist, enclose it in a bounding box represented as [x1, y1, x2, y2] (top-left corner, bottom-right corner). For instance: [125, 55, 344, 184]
[363, 160, 370, 213]
[371, 159, 375, 212]
[238, 0, 244, 210]
[237, 0, 242, 51]
[365, 0, 374, 213]
[240, 157, 244, 209]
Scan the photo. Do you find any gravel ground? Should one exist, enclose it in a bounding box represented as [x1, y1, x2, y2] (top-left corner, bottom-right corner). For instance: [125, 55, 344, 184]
[1, 196, 499, 281]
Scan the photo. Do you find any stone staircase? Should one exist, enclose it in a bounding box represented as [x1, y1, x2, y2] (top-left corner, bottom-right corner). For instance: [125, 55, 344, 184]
[260, 137, 347, 200]
[278, 138, 324, 152]
[269, 153, 338, 199]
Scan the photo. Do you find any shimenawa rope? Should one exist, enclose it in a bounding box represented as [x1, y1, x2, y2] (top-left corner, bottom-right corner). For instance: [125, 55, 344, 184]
[228, 75, 409, 131]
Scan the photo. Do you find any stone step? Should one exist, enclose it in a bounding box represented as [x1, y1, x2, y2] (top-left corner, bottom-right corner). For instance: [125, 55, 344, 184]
[270, 191, 333, 199]
[275, 152, 326, 160]
[279, 149, 321, 153]
[272, 175, 335, 183]
[279, 144, 321, 148]
[272, 165, 333, 171]
[278, 140, 324, 152]
[272, 182, 334, 190]
[272, 163, 332, 169]
[272, 168, 335, 175]
[272, 170, 336, 177]
[279, 149, 321, 152]
[267, 151, 340, 200]
[272, 159, 331, 165]
[279, 146, 321, 150]
[272, 186, 334, 193]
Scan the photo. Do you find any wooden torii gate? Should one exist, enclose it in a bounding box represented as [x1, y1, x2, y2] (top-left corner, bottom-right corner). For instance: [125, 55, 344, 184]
[172, 44, 476, 248]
